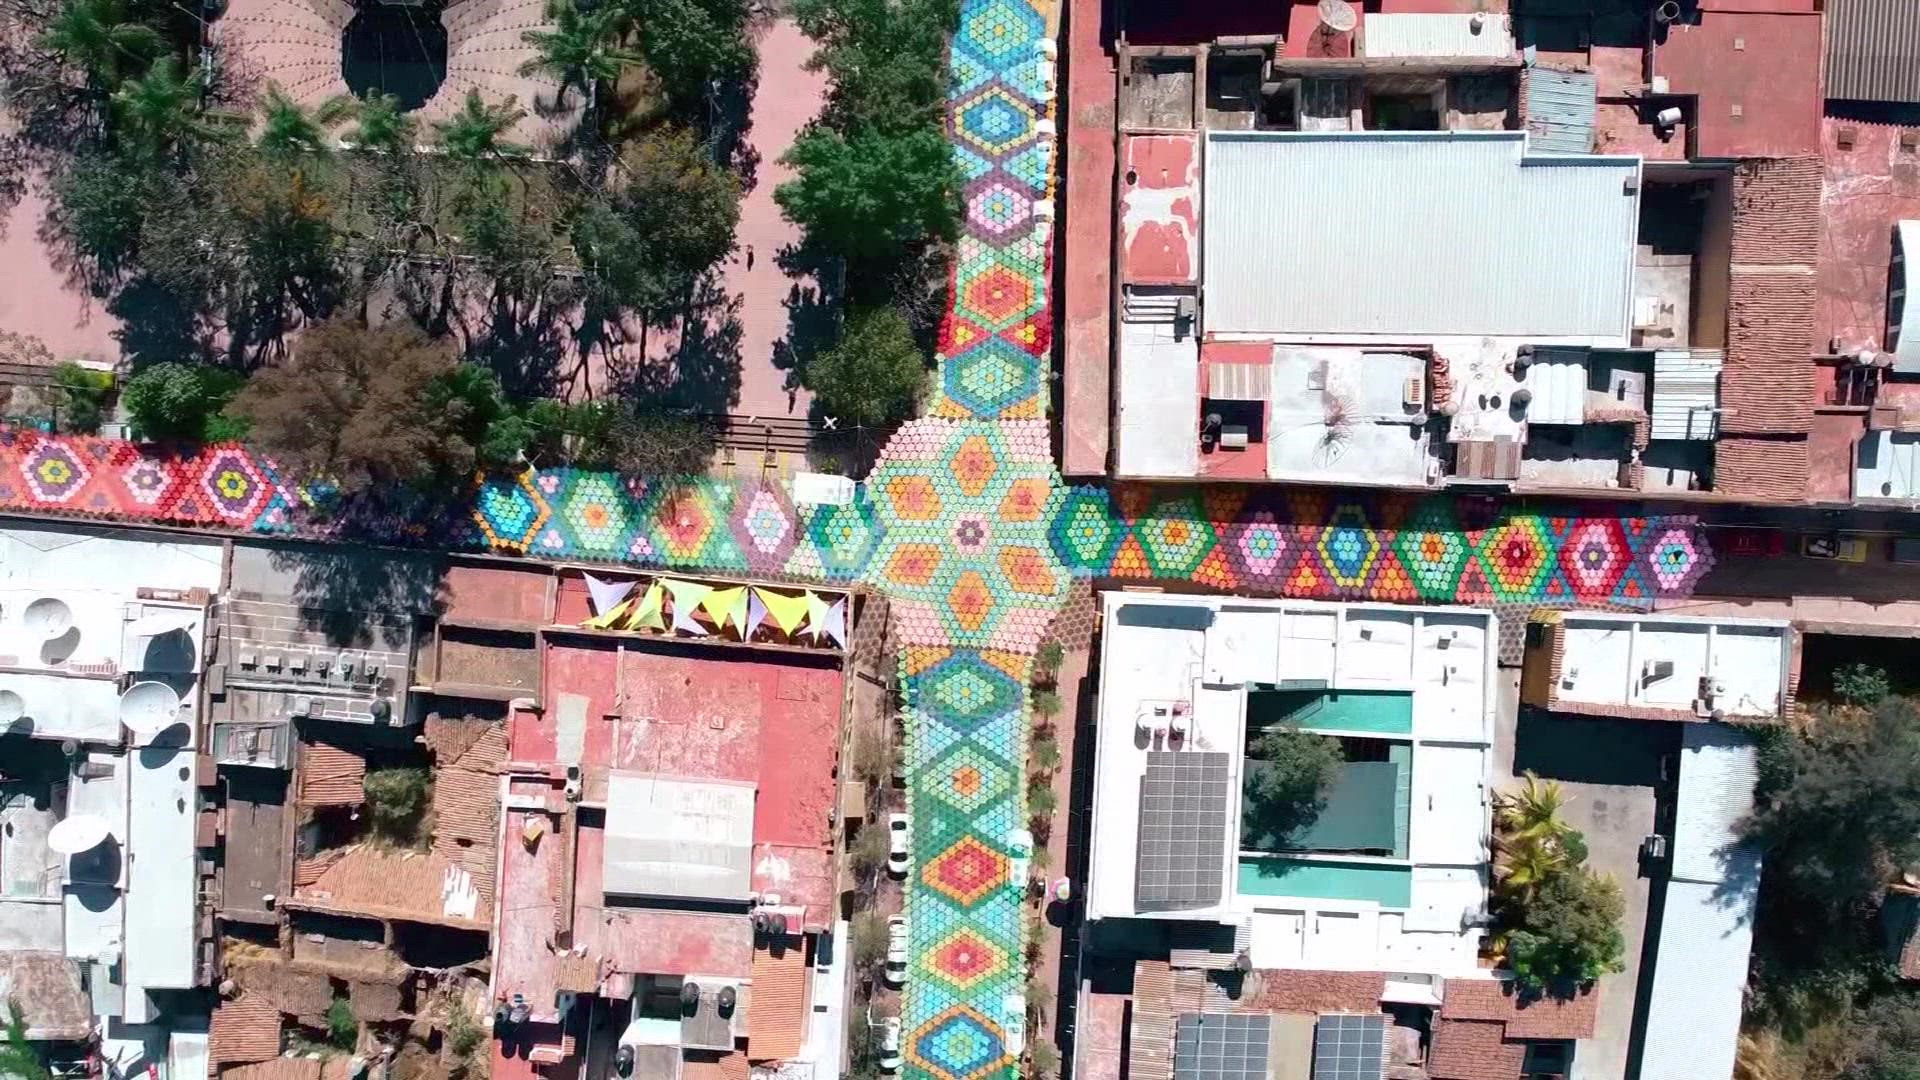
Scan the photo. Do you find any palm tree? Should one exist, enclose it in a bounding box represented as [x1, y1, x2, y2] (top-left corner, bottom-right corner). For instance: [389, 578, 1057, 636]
[433, 91, 529, 162]
[342, 91, 418, 155]
[1495, 771, 1571, 845]
[110, 56, 235, 158]
[1494, 835, 1565, 904]
[255, 84, 351, 155]
[518, 0, 640, 111]
[38, 0, 163, 90]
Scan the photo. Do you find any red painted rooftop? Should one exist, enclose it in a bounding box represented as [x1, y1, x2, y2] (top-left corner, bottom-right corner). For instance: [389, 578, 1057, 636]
[1120, 134, 1199, 287]
[1062, 0, 1115, 477]
[1652, 3, 1823, 159]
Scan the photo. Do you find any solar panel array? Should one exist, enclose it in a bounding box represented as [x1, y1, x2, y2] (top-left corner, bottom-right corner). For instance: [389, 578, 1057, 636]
[1136, 751, 1231, 910]
[1174, 1013, 1271, 1080]
[1311, 1013, 1387, 1080]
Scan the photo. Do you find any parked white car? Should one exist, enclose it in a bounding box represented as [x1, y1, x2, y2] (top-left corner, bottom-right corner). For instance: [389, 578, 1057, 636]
[885, 914, 909, 986]
[887, 813, 911, 877]
[879, 1016, 903, 1072]
[1005, 827, 1034, 889]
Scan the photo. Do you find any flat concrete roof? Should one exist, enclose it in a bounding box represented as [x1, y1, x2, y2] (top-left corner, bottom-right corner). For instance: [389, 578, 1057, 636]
[1088, 592, 1496, 978]
[1553, 612, 1789, 720]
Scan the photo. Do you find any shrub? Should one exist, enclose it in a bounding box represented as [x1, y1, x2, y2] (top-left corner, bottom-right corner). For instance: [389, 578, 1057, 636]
[52, 361, 113, 434]
[1505, 867, 1627, 991]
[850, 910, 887, 978]
[121, 362, 251, 442]
[849, 821, 889, 883]
[326, 993, 357, 1051]
[0, 1000, 49, 1080]
[1028, 782, 1058, 818]
[1030, 1041, 1061, 1080]
[1031, 734, 1060, 773]
[1834, 663, 1892, 708]
[1033, 641, 1065, 684]
[1030, 689, 1062, 719]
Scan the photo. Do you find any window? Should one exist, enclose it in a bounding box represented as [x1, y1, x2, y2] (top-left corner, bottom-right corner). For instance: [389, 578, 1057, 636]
[1368, 91, 1441, 131]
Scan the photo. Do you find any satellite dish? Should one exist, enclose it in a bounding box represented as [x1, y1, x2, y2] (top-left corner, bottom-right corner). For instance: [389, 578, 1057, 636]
[680, 981, 701, 1008]
[0, 689, 24, 726]
[48, 814, 111, 855]
[23, 598, 72, 640]
[717, 986, 737, 1014]
[1317, 0, 1357, 34]
[119, 681, 182, 737]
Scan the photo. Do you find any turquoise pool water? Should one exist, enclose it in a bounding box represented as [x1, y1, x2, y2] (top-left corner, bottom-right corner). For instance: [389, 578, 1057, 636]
[1237, 855, 1414, 908]
[1249, 688, 1414, 736]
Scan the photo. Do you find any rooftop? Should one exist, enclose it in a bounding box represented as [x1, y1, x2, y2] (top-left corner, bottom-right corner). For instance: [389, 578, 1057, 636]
[1202, 131, 1640, 343]
[1533, 612, 1791, 722]
[1088, 593, 1496, 979]
[603, 773, 756, 903]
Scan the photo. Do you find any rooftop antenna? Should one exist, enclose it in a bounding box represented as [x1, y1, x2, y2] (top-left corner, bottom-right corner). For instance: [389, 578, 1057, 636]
[1316, 0, 1357, 47]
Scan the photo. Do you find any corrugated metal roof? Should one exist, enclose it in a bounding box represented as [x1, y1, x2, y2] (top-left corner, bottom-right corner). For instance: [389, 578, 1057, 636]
[1673, 724, 1758, 886]
[1827, 0, 1920, 105]
[1893, 221, 1919, 372]
[1638, 876, 1758, 1080]
[1524, 67, 1596, 155]
[603, 772, 755, 902]
[1523, 348, 1588, 425]
[1362, 13, 1513, 59]
[1202, 132, 1638, 341]
[1651, 349, 1722, 441]
[1206, 358, 1270, 401]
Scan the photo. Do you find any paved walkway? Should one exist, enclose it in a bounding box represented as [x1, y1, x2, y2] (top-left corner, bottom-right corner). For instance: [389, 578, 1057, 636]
[724, 17, 826, 420]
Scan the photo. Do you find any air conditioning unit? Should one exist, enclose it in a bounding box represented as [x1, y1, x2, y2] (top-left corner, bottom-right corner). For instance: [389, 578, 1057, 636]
[1175, 295, 1197, 322]
[1219, 425, 1250, 449]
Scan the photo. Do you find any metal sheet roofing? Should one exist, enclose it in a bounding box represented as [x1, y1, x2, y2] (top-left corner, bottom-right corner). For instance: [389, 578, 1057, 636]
[1826, 0, 1920, 105]
[1362, 13, 1513, 59]
[1673, 723, 1759, 886]
[1524, 68, 1596, 155]
[1202, 132, 1638, 341]
[1893, 220, 1919, 372]
[1523, 349, 1588, 425]
[1651, 350, 1723, 441]
[603, 772, 755, 902]
[1638, 876, 1758, 1080]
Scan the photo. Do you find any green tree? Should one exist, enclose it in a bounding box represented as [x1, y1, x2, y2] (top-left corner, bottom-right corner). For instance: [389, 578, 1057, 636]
[1504, 866, 1626, 991]
[362, 766, 431, 845]
[519, 0, 641, 110]
[792, 0, 955, 134]
[421, 363, 530, 471]
[1240, 726, 1344, 851]
[232, 317, 489, 491]
[572, 129, 740, 332]
[849, 820, 888, 884]
[121, 362, 250, 441]
[434, 91, 529, 163]
[111, 57, 232, 160]
[1746, 697, 1920, 905]
[51, 362, 112, 433]
[1496, 772, 1573, 846]
[1030, 1042, 1061, 1080]
[37, 0, 163, 90]
[802, 305, 926, 428]
[850, 910, 886, 978]
[0, 1000, 49, 1080]
[623, 0, 753, 107]
[51, 147, 160, 280]
[777, 125, 960, 264]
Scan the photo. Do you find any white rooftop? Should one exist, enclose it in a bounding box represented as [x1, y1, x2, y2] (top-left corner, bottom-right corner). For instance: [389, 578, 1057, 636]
[1202, 131, 1639, 344]
[1551, 613, 1790, 720]
[1087, 593, 1496, 979]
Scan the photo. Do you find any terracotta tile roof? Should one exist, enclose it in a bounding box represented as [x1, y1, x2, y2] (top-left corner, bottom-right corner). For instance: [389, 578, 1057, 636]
[228, 961, 337, 1018]
[1719, 157, 1820, 453]
[210, 995, 283, 1066]
[293, 845, 491, 926]
[745, 941, 809, 1062]
[1731, 158, 1822, 266]
[424, 715, 492, 764]
[220, 1059, 321, 1080]
[431, 723, 507, 905]
[681, 1050, 749, 1080]
[1244, 970, 1385, 1015]
[1440, 979, 1599, 1039]
[0, 953, 91, 1041]
[1428, 1019, 1528, 1080]
[1713, 436, 1810, 501]
[298, 742, 366, 806]
[349, 980, 407, 1023]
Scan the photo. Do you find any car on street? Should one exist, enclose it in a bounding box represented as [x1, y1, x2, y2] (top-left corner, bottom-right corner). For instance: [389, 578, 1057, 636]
[885, 914, 909, 986]
[887, 813, 911, 877]
[879, 1016, 903, 1072]
[1006, 827, 1033, 890]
